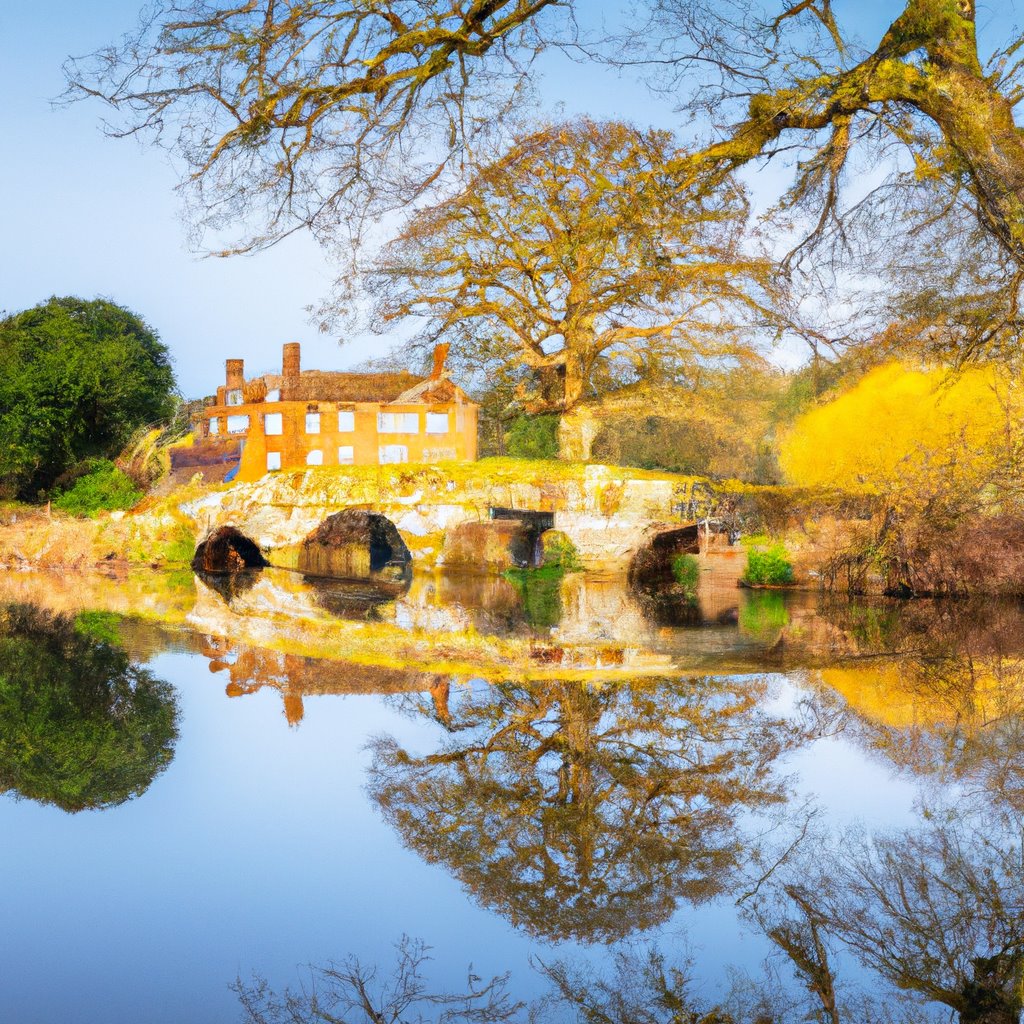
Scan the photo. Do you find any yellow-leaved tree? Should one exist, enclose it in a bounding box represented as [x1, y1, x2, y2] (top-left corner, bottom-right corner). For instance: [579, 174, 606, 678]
[779, 363, 1017, 494]
[780, 362, 1024, 595]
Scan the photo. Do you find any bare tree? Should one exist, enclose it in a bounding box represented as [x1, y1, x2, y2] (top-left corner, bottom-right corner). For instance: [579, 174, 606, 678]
[64, 1, 569, 255]
[234, 935, 523, 1024]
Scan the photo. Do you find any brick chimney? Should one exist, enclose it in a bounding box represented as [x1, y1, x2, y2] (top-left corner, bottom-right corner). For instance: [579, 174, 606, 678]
[431, 343, 450, 380]
[225, 359, 244, 390]
[282, 342, 301, 380]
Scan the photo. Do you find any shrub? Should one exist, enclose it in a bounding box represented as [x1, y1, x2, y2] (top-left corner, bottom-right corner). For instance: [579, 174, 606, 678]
[540, 531, 583, 571]
[742, 544, 795, 586]
[0, 296, 176, 500]
[671, 553, 701, 597]
[505, 414, 559, 460]
[53, 460, 142, 518]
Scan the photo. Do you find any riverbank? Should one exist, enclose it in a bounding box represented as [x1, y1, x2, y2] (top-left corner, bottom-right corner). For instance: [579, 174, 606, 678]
[0, 459, 875, 589]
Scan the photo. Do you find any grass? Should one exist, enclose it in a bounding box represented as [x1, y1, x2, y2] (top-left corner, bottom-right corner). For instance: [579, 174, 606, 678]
[53, 461, 142, 518]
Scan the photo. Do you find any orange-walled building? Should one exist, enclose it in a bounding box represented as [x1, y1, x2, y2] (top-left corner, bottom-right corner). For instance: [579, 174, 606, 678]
[197, 342, 478, 483]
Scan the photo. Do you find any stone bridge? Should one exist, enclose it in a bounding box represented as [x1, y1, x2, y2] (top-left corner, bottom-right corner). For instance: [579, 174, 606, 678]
[182, 463, 729, 579]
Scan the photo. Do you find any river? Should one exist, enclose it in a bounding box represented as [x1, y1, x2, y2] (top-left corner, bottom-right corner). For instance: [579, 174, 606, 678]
[0, 558, 1020, 1023]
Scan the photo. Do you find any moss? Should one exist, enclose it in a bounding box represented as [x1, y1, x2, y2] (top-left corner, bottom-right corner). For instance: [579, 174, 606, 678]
[160, 523, 197, 565]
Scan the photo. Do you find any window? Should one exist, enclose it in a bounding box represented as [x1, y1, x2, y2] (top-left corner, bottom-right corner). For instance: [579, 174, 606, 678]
[266, 451, 281, 471]
[305, 412, 321, 434]
[426, 412, 450, 434]
[338, 410, 355, 432]
[378, 412, 419, 433]
[306, 449, 323, 466]
[226, 389, 244, 406]
[227, 414, 250, 434]
[209, 417, 220, 435]
[266, 389, 281, 402]
[264, 412, 283, 435]
[338, 445, 354, 465]
[379, 444, 409, 464]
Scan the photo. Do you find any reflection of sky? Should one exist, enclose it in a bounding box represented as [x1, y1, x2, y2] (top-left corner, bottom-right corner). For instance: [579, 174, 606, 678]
[0, 642, 931, 1023]
[0, 650, 568, 1023]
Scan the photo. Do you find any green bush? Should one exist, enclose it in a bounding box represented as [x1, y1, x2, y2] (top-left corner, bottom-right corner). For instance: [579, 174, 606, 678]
[671, 553, 701, 597]
[505, 414, 559, 460]
[504, 566, 564, 630]
[742, 544, 795, 586]
[0, 296, 176, 500]
[540, 531, 583, 571]
[53, 460, 142, 517]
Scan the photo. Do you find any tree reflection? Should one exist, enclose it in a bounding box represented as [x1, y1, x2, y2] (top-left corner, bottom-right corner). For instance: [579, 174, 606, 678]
[368, 675, 797, 943]
[810, 600, 1024, 809]
[746, 810, 1024, 1024]
[0, 604, 179, 812]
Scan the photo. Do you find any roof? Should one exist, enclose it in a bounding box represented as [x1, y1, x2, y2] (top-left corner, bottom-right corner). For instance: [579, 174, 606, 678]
[257, 369, 473, 405]
[262, 370, 427, 404]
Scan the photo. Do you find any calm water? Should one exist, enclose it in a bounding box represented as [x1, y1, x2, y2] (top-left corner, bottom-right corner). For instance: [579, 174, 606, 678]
[0, 561, 1021, 1023]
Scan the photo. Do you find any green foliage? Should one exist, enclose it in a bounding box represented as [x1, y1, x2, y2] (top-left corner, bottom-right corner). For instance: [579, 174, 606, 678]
[742, 545, 795, 586]
[53, 460, 142, 517]
[0, 604, 179, 812]
[505, 414, 559, 460]
[160, 523, 198, 566]
[739, 591, 790, 636]
[540, 531, 583, 572]
[671, 554, 701, 597]
[73, 611, 122, 646]
[0, 296, 176, 500]
[504, 566, 564, 630]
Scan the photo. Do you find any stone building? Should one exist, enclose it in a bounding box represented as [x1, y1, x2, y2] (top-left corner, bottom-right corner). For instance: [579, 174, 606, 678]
[182, 342, 478, 483]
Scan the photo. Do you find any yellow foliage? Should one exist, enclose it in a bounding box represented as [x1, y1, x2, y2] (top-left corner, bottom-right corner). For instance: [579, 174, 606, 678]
[779, 362, 1017, 492]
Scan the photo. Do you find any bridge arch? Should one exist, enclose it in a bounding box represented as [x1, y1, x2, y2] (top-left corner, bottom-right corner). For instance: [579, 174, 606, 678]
[299, 510, 412, 580]
[191, 526, 269, 574]
[627, 524, 701, 590]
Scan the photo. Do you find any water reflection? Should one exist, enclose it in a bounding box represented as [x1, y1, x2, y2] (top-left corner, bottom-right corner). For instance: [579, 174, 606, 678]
[0, 604, 179, 812]
[235, 809, 1024, 1024]
[805, 599, 1024, 808]
[745, 806, 1024, 1024]
[367, 675, 800, 943]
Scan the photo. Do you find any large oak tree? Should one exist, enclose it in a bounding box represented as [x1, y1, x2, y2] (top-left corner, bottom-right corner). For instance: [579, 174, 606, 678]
[369, 118, 772, 417]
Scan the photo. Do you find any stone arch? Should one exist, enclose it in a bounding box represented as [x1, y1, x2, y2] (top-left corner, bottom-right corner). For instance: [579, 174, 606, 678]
[299, 510, 412, 580]
[627, 524, 701, 591]
[191, 526, 269, 574]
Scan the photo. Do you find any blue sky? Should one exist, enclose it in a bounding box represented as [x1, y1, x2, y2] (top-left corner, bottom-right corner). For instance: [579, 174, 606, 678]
[0, 1, 1017, 397]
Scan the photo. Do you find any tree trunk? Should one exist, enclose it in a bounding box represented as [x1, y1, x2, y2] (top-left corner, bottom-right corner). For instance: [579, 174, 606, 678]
[958, 953, 1024, 1024]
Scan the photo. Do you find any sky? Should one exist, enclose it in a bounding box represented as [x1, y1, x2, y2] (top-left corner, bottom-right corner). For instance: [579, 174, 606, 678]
[0, 1, 1017, 398]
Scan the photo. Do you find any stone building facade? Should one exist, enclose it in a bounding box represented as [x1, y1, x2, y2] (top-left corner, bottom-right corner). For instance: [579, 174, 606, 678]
[193, 342, 477, 483]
